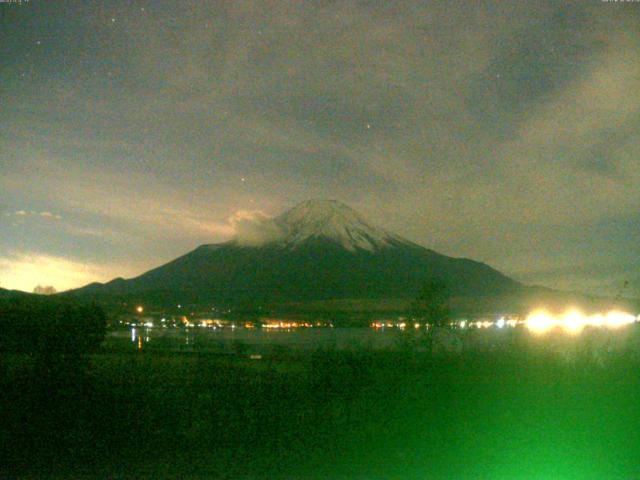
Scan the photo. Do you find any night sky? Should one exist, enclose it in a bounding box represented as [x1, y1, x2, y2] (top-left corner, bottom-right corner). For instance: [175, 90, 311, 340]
[1, 1, 639, 296]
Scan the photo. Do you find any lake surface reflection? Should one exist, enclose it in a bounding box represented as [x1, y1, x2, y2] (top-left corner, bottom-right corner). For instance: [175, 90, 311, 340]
[108, 326, 403, 353]
[106, 323, 640, 359]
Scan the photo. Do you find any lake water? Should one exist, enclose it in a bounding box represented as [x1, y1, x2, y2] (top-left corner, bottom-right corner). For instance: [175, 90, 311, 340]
[107, 326, 405, 353]
[106, 324, 640, 360]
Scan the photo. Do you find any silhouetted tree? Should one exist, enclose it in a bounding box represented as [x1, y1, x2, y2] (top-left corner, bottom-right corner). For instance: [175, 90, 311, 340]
[410, 279, 451, 327]
[0, 296, 107, 357]
[33, 285, 57, 295]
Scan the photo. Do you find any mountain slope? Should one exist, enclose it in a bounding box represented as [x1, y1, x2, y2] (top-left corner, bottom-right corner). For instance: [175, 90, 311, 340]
[0, 288, 30, 298]
[69, 200, 521, 306]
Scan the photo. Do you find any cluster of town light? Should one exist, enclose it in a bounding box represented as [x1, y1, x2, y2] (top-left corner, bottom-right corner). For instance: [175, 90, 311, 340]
[370, 318, 519, 330]
[459, 318, 520, 329]
[133, 304, 637, 334]
[460, 310, 638, 334]
[262, 320, 332, 329]
[371, 310, 638, 334]
[524, 309, 637, 335]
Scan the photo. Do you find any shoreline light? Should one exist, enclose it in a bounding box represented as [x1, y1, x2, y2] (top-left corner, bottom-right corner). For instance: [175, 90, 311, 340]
[525, 309, 636, 335]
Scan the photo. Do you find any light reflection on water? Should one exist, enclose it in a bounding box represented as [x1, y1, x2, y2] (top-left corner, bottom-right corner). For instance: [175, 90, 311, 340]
[107, 323, 640, 359]
[116, 326, 399, 352]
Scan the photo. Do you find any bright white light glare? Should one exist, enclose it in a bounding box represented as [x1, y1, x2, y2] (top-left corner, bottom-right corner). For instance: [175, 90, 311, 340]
[496, 317, 505, 329]
[606, 311, 637, 328]
[563, 309, 584, 334]
[525, 309, 636, 335]
[526, 311, 555, 334]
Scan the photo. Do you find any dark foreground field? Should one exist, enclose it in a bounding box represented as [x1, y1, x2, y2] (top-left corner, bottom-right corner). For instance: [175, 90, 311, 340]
[2, 334, 640, 479]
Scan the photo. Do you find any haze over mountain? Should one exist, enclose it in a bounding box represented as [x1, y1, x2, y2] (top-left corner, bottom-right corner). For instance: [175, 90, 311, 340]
[69, 200, 526, 310]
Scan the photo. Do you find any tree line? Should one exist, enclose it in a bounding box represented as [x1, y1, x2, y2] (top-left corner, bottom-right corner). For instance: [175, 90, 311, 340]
[0, 295, 107, 357]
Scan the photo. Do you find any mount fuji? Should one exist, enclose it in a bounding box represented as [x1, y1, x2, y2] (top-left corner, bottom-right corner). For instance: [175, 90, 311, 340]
[69, 200, 523, 309]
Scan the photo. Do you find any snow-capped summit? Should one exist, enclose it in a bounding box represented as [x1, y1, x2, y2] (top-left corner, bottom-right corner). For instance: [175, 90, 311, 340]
[275, 199, 401, 252]
[67, 199, 522, 307]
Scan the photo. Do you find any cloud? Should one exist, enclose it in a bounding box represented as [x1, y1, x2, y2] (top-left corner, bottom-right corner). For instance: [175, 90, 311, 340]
[2, 160, 237, 243]
[6, 210, 62, 220]
[2, 1, 639, 296]
[514, 265, 638, 299]
[0, 253, 136, 293]
[228, 210, 285, 247]
[39, 211, 62, 219]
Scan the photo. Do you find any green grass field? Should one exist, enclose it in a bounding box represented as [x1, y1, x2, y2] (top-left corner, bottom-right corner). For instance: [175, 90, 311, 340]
[2, 335, 640, 479]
